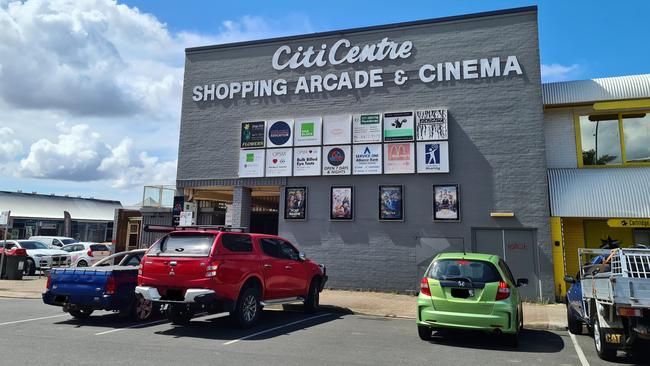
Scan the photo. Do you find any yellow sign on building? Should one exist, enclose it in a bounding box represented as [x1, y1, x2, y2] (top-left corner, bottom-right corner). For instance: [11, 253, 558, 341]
[607, 218, 650, 228]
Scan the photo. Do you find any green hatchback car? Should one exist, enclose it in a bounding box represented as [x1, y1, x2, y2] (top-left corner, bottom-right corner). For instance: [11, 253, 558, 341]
[417, 252, 528, 346]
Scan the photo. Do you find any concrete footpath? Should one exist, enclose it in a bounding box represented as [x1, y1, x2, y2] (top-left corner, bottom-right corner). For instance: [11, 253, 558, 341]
[0, 278, 566, 331]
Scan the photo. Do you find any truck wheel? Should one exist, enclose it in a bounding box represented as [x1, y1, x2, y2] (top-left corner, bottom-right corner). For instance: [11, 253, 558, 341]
[304, 278, 320, 314]
[593, 316, 617, 360]
[418, 325, 432, 341]
[69, 307, 94, 319]
[167, 305, 192, 325]
[132, 294, 153, 321]
[231, 286, 260, 328]
[24, 258, 36, 276]
[567, 307, 582, 335]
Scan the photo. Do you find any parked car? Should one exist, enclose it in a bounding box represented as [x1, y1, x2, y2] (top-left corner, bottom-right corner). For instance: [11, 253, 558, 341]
[42, 249, 153, 321]
[416, 252, 528, 346]
[136, 228, 327, 327]
[60, 242, 111, 267]
[29, 236, 78, 248]
[0, 240, 71, 275]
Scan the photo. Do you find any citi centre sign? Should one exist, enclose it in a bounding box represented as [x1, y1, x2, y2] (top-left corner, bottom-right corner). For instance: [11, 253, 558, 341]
[192, 37, 524, 102]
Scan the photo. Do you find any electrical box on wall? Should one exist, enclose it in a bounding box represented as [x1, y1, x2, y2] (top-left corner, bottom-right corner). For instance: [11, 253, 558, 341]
[183, 202, 197, 225]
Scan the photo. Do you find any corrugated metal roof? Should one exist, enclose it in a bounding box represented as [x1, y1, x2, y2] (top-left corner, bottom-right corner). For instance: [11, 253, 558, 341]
[543, 74, 650, 106]
[0, 191, 122, 221]
[548, 168, 650, 218]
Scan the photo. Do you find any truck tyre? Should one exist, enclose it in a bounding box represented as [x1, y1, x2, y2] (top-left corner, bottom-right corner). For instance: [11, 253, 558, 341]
[69, 307, 94, 319]
[24, 258, 36, 276]
[304, 278, 320, 314]
[167, 305, 192, 325]
[132, 294, 153, 321]
[418, 325, 432, 341]
[567, 306, 582, 335]
[231, 286, 260, 328]
[593, 316, 617, 360]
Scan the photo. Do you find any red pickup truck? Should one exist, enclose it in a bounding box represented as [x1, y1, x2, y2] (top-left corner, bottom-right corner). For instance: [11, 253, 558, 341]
[135, 227, 327, 327]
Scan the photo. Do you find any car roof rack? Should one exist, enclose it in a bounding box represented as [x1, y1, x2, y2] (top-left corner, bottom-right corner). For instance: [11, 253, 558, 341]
[143, 225, 248, 233]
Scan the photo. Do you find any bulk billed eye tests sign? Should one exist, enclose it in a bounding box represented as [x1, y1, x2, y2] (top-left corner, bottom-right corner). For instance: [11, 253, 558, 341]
[191, 37, 524, 102]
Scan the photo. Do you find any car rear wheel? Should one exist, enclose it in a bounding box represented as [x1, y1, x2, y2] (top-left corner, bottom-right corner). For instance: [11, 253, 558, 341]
[132, 294, 153, 321]
[418, 325, 432, 341]
[77, 260, 88, 267]
[567, 306, 582, 335]
[593, 316, 617, 361]
[69, 307, 94, 319]
[24, 258, 36, 276]
[304, 278, 321, 314]
[231, 286, 260, 328]
[167, 305, 193, 325]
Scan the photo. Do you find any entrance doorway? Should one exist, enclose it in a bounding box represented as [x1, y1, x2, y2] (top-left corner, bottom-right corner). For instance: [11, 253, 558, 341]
[250, 189, 279, 235]
[473, 229, 540, 300]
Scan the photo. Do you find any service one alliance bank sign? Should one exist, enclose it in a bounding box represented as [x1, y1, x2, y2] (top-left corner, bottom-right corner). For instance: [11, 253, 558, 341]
[191, 37, 524, 101]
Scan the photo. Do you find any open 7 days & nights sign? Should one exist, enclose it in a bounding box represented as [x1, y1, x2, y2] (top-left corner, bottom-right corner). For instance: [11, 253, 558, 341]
[192, 37, 524, 102]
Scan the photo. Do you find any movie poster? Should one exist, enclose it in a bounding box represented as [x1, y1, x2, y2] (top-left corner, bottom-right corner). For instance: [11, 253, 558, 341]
[433, 184, 460, 221]
[379, 185, 403, 221]
[284, 187, 307, 220]
[330, 186, 353, 221]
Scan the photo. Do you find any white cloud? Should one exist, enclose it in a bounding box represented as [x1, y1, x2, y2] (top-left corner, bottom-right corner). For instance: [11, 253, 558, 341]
[541, 63, 581, 83]
[0, 0, 312, 203]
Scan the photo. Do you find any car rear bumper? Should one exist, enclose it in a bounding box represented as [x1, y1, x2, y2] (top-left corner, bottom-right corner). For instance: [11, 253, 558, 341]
[42, 290, 124, 311]
[417, 296, 518, 333]
[135, 286, 216, 304]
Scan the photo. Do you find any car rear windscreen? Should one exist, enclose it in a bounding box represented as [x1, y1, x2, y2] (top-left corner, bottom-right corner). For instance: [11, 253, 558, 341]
[90, 244, 110, 252]
[150, 235, 215, 257]
[61, 239, 78, 245]
[428, 259, 502, 283]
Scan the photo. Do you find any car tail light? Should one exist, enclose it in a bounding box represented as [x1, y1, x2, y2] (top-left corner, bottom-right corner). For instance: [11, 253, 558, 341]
[138, 263, 143, 276]
[495, 281, 510, 301]
[87, 249, 93, 257]
[420, 277, 431, 296]
[46, 273, 52, 290]
[206, 260, 220, 277]
[617, 307, 642, 317]
[106, 276, 116, 295]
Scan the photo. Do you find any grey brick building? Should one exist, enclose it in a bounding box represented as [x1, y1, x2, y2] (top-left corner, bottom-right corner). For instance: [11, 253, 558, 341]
[175, 6, 553, 300]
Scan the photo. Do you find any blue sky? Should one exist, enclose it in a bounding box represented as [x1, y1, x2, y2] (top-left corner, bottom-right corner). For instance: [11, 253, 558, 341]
[0, 0, 647, 206]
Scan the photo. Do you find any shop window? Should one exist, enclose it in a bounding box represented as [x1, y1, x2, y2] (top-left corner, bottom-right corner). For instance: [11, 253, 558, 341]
[577, 111, 650, 167]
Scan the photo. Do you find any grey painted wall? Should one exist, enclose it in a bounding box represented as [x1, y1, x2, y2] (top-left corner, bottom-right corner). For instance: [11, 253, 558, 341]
[178, 8, 554, 299]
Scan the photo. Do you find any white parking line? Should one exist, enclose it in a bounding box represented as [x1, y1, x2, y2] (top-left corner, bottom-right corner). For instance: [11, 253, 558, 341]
[223, 313, 332, 345]
[569, 333, 590, 366]
[94, 319, 169, 336]
[0, 314, 68, 326]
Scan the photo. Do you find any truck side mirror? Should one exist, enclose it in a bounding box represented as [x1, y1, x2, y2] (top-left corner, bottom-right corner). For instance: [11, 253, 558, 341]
[516, 278, 528, 287]
[564, 275, 575, 284]
[298, 252, 306, 261]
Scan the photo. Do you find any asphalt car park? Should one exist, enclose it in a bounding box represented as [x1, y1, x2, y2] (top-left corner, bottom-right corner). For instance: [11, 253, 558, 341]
[1, 298, 644, 365]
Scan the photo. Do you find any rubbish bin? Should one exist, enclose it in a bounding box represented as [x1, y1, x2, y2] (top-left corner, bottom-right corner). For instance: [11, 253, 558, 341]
[0, 248, 27, 280]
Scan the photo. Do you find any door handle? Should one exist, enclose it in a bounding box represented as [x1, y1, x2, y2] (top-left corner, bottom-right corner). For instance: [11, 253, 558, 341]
[263, 264, 272, 269]
[285, 265, 292, 270]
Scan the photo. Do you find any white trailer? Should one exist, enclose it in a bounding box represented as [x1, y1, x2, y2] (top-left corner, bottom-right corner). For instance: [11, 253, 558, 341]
[578, 248, 650, 360]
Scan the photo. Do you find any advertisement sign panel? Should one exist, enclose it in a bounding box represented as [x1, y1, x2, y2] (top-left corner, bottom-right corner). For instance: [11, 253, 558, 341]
[238, 149, 265, 177]
[379, 185, 403, 221]
[383, 111, 414, 142]
[293, 147, 322, 176]
[352, 113, 382, 143]
[383, 143, 415, 174]
[284, 187, 307, 220]
[323, 115, 352, 145]
[330, 186, 353, 221]
[353, 144, 382, 175]
[415, 109, 448, 141]
[294, 117, 322, 146]
[267, 119, 294, 147]
[240, 121, 266, 148]
[322, 145, 352, 176]
[416, 141, 449, 173]
[265, 148, 293, 177]
[179, 211, 193, 227]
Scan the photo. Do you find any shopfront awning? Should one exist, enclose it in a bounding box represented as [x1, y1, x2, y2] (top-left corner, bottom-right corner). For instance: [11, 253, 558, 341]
[548, 168, 650, 218]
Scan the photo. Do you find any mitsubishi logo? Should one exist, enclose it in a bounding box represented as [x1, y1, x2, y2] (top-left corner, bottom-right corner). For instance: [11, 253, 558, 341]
[457, 281, 465, 287]
[169, 271, 175, 277]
